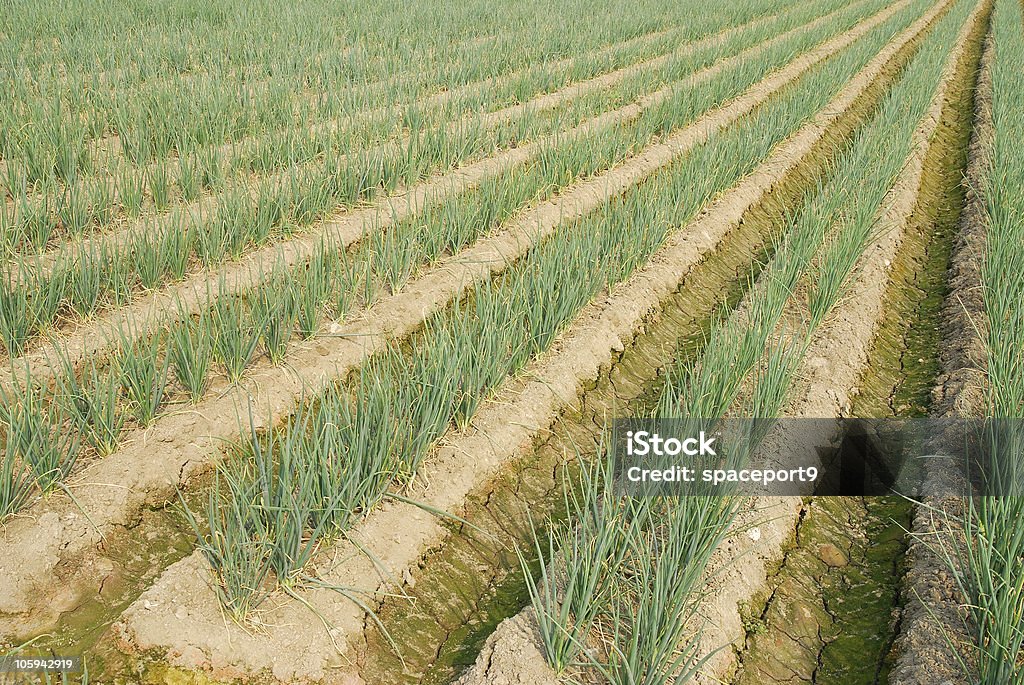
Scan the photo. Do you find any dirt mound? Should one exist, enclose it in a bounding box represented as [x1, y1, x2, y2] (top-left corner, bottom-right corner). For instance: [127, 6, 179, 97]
[453, 613, 559, 685]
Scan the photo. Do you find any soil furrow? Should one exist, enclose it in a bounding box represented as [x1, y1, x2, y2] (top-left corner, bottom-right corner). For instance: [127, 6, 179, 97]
[0, 0, 907, 646]
[105, 4, 948, 681]
[695, 2, 989, 682]
[732, 496, 913, 685]
[888, 11, 994, 685]
[732, 2, 987, 681]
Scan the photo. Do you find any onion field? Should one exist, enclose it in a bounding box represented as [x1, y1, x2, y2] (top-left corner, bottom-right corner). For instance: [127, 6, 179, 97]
[0, 0, 1021, 683]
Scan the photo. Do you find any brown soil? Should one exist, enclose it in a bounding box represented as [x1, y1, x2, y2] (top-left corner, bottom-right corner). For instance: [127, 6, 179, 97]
[0, 2, 891, 646]
[888, 10, 993, 684]
[453, 613, 559, 685]
[105, 8, 922, 679]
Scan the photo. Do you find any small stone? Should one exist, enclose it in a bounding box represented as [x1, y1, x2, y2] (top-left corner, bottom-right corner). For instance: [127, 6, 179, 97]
[747, 527, 761, 542]
[178, 646, 205, 667]
[174, 606, 187, 620]
[818, 543, 848, 568]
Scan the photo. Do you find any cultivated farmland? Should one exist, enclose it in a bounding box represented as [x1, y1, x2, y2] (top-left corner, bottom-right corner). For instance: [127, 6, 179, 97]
[0, 0, 1021, 683]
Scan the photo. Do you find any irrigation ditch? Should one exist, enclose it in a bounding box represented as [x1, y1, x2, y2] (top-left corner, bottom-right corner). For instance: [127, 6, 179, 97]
[889, 11, 995, 685]
[19, 496, 201, 682]
[717, 5, 986, 682]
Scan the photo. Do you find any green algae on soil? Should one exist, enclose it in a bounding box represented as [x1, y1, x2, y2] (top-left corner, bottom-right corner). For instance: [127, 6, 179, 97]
[733, 496, 912, 685]
[3, 488, 204, 684]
